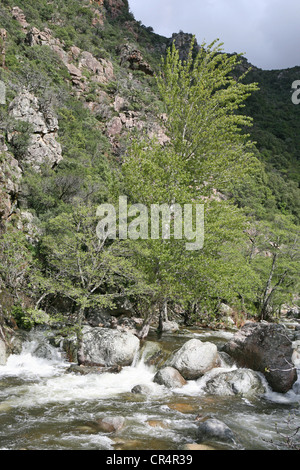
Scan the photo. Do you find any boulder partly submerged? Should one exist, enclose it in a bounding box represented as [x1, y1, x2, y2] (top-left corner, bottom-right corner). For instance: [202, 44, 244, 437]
[166, 338, 221, 380]
[153, 366, 187, 388]
[223, 322, 297, 393]
[196, 418, 236, 445]
[204, 368, 266, 397]
[80, 326, 140, 367]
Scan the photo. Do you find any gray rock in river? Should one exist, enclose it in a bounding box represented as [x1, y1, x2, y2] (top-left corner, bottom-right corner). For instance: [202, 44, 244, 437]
[139, 341, 169, 369]
[161, 320, 179, 334]
[197, 418, 236, 444]
[166, 338, 221, 380]
[80, 326, 140, 367]
[204, 368, 266, 397]
[153, 366, 187, 388]
[131, 384, 153, 394]
[95, 416, 125, 433]
[223, 322, 297, 393]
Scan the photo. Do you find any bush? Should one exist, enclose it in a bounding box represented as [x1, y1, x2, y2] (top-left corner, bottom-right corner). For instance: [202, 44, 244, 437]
[12, 305, 50, 330]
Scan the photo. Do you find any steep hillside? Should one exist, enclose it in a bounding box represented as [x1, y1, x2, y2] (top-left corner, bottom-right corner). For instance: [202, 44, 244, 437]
[244, 64, 300, 221]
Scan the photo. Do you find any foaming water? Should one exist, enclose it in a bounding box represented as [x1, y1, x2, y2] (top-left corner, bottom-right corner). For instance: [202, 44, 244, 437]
[0, 335, 68, 380]
[0, 329, 299, 450]
[0, 336, 164, 409]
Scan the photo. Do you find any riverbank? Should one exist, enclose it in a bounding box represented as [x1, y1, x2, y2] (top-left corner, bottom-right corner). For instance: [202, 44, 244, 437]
[0, 321, 299, 450]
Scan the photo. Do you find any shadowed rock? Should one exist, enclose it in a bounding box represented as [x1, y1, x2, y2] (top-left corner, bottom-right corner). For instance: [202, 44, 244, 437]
[223, 322, 297, 393]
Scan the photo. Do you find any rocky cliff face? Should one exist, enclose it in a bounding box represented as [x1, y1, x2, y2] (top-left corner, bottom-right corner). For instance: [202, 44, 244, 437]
[0, 135, 22, 229]
[7, 90, 62, 172]
[104, 0, 129, 19]
[169, 32, 200, 60]
[0, 2, 170, 228]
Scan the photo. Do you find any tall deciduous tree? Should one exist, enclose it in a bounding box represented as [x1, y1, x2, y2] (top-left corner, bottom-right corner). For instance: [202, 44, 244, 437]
[35, 204, 152, 362]
[122, 39, 261, 325]
[249, 214, 299, 320]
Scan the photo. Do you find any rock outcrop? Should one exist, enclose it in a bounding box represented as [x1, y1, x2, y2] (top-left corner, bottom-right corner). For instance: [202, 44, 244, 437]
[11, 6, 29, 29]
[79, 50, 115, 83]
[169, 32, 200, 61]
[0, 338, 7, 365]
[118, 43, 154, 75]
[223, 322, 297, 393]
[0, 29, 7, 68]
[8, 90, 62, 171]
[25, 27, 62, 48]
[0, 135, 22, 226]
[105, 0, 128, 19]
[24, 26, 115, 91]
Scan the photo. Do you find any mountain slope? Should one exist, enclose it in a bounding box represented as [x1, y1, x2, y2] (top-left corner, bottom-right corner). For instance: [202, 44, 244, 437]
[0, 0, 299, 334]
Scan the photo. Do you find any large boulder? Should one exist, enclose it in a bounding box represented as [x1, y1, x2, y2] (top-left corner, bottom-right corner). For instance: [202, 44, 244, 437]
[166, 339, 220, 380]
[80, 326, 140, 367]
[139, 341, 169, 369]
[223, 322, 297, 393]
[204, 368, 266, 397]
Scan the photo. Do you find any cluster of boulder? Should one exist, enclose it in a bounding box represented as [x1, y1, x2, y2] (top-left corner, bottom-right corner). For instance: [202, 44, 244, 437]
[57, 319, 299, 447]
[62, 320, 298, 397]
[145, 336, 270, 400]
[1, 318, 299, 447]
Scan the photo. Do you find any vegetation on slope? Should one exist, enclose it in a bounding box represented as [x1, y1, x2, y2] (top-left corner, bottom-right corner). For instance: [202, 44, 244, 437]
[0, 0, 299, 339]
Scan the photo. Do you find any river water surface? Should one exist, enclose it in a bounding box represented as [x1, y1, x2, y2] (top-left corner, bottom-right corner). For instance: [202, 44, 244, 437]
[0, 327, 299, 450]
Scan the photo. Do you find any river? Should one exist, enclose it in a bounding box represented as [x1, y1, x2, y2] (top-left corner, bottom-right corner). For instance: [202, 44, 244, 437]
[0, 326, 299, 450]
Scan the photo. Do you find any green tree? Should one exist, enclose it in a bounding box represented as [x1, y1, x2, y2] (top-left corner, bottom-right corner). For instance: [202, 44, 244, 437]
[248, 215, 300, 320]
[122, 39, 261, 326]
[0, 226, 34, 299]
[35, 204, 151, 362]
[155, 38, 259, 197]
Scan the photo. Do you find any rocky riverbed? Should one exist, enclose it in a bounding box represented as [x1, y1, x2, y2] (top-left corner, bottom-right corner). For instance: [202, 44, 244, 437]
[0, 320, 299, 450]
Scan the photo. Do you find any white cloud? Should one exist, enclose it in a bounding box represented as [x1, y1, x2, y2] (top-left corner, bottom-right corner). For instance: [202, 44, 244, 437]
[129, 0, 300, 69]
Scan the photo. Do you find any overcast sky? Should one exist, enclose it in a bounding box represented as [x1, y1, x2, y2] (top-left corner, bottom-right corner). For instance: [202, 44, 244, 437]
[129, 0, 300, 70]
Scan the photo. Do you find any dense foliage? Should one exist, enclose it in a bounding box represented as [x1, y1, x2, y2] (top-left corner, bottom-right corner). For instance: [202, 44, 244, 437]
[0, 0, 299, 337]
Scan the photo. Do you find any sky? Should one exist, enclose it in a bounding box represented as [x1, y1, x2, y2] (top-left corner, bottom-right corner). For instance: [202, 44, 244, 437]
[128, 0, 300, 70]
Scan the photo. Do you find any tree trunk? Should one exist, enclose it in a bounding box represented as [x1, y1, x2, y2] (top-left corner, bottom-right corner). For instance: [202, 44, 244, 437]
[158, 300, 168, 333]
[259, 253, 277, 321]
[184, 301, 196, 326]
[136, 305, 156, 340]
